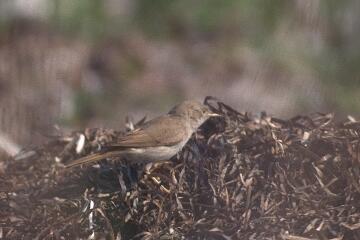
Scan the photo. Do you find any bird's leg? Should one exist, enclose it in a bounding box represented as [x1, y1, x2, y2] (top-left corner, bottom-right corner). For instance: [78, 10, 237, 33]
[113, 161, 138, 191]
[127, 165, 139, 189]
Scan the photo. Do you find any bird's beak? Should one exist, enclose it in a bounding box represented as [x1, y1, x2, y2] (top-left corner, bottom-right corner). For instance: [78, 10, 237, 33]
[208, 112, 221, 117]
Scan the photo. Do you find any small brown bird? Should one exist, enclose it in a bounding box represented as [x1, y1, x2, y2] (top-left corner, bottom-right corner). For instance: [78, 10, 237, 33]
[65, 100, 219, 168]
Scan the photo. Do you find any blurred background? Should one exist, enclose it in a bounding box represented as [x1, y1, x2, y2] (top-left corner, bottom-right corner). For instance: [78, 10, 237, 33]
[0, 0, 359, 156]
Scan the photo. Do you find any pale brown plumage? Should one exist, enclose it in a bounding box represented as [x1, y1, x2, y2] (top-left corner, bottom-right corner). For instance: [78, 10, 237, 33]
[65, 100, 219, 168]
[110, 115, 188, 148]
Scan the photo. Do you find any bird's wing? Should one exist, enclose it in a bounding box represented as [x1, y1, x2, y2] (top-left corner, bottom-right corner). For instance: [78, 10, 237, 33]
[65, 116, 188, 168]
[109, 115, 188, 148]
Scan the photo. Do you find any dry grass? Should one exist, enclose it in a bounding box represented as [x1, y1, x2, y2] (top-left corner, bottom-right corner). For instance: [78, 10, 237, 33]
[1, 97, 360, 239]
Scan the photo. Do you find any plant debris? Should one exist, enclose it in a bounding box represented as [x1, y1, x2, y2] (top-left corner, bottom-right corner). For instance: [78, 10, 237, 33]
[1, 97, 360, 239]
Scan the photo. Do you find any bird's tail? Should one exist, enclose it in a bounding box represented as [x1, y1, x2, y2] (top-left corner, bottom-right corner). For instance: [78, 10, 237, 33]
[65, 151, 122, 168]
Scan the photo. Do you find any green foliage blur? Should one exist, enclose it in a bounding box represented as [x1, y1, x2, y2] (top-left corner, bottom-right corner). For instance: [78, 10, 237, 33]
[48, 0, 359, 113]
[0, 0, 359, 130]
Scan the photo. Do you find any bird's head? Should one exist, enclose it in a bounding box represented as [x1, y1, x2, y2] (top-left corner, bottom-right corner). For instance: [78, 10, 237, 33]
[169, 100, 220, 130]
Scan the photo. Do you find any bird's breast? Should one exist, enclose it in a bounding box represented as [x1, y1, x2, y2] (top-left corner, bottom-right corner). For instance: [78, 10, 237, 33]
[124, 141, 187, 163]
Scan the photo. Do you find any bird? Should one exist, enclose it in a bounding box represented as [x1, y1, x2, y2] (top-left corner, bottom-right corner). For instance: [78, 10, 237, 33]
[65, 100, 220, 168]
